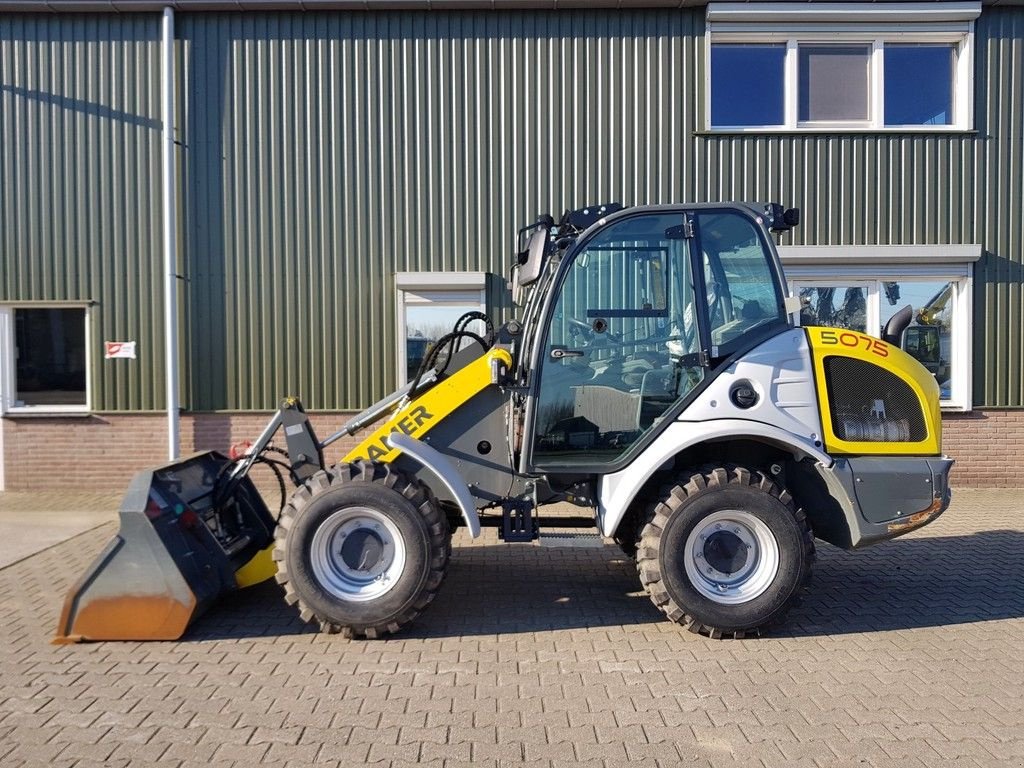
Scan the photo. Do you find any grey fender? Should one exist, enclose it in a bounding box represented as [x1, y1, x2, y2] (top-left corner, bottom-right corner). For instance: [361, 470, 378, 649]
[386, 432, 482, 539]
[597, 419, 833, 538]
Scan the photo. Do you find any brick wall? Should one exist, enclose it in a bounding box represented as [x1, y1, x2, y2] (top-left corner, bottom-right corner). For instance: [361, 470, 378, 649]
[3, 408, 1022, 492]
[1, 412, 364, 494]
[941, 410, 1024, 488]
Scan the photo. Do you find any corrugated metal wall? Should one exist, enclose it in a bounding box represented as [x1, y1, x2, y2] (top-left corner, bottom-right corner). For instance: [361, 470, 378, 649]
[175, 9, 705, 411]
[2, 7, 1022, 410]
[0, 13, 164, 411]
[974, 7, 1024, 408]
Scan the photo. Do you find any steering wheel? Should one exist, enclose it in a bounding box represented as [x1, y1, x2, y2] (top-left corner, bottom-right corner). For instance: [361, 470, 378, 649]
[569, 316, 621, 343]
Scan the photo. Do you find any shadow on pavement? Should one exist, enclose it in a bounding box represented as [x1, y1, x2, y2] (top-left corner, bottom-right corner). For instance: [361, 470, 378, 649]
[186, 529, 1024, 641]
[781, 528, 1024, 637]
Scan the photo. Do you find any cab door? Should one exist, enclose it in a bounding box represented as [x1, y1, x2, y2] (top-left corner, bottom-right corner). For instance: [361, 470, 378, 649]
[524, 207, 788, 473]
[525, 211, 704, 470]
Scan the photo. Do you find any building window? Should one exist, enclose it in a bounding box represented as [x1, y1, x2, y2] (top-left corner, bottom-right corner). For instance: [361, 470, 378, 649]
[780, 244, 978, 411]
[792, 278, 967, 407]
[395, 273, 489, 386]
[884, 44, 956, 126]
[0, 306, 89, 413]
[706, 2, 979, 131]
[710, 44, 786, 127]
[798, 45, 871, 123]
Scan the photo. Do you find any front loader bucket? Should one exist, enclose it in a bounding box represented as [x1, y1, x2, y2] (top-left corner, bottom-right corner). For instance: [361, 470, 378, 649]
[54, 451, 276, 644]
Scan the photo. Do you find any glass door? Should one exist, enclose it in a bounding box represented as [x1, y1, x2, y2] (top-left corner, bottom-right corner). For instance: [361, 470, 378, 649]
[530, 213, 705, 469]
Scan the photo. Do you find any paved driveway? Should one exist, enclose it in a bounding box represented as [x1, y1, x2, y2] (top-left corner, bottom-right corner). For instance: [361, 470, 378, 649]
[0, 491, 118, 569]
[1, 489, 1022, 767]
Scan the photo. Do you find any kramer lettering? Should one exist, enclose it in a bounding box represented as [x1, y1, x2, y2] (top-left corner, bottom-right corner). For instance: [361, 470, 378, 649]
[365, 406, 434, 461]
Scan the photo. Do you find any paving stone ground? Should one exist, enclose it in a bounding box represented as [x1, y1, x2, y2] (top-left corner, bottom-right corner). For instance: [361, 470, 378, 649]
[0, 492, 119, 568]
[0, 489, 1022, 768]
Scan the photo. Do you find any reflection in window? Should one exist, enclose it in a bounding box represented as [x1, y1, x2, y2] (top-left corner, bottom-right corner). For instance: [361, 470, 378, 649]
[794, 277, 965, 405]
[14, 308, 87, 407]
[884, 44, 954, 126]
[404, 303, 486, 382]
[710, 44, 786, 127]
[880, 280, 955, 400]
[798, 286, 868, 333]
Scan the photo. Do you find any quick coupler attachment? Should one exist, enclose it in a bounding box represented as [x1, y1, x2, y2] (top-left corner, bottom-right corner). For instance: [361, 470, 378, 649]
[54, 451, 276, 643]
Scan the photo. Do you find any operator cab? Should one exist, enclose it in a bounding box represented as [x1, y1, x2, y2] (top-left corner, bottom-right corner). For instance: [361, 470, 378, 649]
[516, 203, 795, 473]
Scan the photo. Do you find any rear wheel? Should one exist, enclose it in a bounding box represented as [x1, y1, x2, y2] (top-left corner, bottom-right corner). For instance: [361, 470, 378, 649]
[274, 461, 449, 638]
[636, 465, 814, 638]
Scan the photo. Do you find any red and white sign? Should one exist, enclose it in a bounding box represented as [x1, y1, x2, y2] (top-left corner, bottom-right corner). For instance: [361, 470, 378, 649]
[104, 341, 137, 359]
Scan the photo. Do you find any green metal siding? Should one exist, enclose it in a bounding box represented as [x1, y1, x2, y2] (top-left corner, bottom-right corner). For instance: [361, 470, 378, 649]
[0, 13, 164, 411]
[2, 7, 1023, 411]
[975, 7, 1024, 408]
[175, 9, 706, 411]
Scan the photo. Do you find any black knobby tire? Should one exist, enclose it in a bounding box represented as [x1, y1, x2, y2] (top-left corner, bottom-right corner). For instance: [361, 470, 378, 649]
[273, 460, 450, 639]
[636, 465, 815, 638]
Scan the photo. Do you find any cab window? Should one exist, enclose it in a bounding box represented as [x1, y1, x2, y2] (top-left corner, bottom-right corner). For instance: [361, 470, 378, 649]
[696, 211, 786, 356]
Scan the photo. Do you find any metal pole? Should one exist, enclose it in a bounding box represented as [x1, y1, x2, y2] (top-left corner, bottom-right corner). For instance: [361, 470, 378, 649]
[161, 6, 179, 460]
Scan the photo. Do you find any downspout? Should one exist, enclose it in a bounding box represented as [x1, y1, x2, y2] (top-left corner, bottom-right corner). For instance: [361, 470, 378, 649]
[161, 6, 179, 460]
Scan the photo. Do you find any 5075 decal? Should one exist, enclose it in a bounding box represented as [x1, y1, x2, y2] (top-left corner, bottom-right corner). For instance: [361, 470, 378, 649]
[819, 329, 889, 358]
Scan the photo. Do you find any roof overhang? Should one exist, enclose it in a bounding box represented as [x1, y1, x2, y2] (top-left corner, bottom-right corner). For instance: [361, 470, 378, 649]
[708, 0, 983, 22]
[0, 0, 700, 10]
[779, 243, 984, 266]
[0, 0, 1019, 13]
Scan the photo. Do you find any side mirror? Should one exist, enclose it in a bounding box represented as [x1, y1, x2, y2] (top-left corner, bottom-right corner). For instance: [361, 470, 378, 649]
[765, 203, 801, 233]
[517, 225, 550, 287]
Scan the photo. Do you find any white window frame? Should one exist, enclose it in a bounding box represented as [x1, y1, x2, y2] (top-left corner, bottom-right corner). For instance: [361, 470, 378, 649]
[0, 303, 92, 415]
[395, 272, 487, 386]
[706, 2, 980, 133]
[780, 245, 978, 411]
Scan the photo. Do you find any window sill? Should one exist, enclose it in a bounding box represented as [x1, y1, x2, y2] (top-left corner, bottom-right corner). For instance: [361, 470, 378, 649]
[2, 409, 93, 419]
[699, 127, 977, 136]
[940, 404, 971, 414]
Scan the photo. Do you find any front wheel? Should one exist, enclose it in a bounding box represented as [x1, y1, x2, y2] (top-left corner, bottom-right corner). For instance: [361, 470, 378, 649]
[274, 461, 449, 638]
[636, 465, 814, 638]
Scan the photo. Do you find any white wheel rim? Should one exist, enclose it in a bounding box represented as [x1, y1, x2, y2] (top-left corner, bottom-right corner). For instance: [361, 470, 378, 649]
[682, 510, 780, 605]
[310, 506, 407, 602]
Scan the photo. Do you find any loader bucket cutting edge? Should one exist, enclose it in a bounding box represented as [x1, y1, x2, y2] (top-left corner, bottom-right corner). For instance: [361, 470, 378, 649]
[54, 451, 277, 644]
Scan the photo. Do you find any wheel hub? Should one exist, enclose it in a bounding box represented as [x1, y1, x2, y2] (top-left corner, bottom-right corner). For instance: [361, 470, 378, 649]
[339, 527, 386, 573]
[683, 510, 780, 605]
[310, 507, 407, 602]
[702, 530, 749, 574]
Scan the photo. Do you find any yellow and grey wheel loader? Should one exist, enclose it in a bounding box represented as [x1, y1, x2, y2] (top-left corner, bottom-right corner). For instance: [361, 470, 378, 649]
[55, 202, 953, 643]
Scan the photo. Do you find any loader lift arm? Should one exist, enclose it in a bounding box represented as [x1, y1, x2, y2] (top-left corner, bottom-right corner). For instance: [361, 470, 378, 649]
[222, 372, 443, 504]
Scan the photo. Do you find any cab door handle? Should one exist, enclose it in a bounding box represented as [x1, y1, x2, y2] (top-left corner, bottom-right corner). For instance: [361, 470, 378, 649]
[550, 347, 585, 360]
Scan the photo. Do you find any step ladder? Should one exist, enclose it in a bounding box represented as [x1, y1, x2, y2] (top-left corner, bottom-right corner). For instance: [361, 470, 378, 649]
[536, 532, 606, 549]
